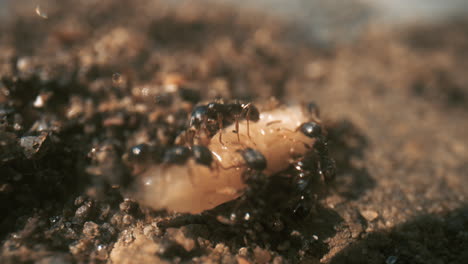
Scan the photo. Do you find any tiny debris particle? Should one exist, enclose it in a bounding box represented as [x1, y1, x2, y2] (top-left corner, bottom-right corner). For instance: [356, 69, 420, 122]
[75, 202, 93, 221]
[83, 221, 100, 238]
[33, 91, 53, 108]
[35, 5, 48, 19]
[19, 132, 50, 159]
[238, 247, 249, 257]
[253, 246, 271, 264]
[360, 209, 379, 222]
[112, 73, 122, 85]
[95, 244, 109, 261]
[166, 228, 196, 252]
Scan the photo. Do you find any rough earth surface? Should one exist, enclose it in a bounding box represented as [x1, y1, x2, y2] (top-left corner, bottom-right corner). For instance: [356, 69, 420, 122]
[1, 0, 468, 263]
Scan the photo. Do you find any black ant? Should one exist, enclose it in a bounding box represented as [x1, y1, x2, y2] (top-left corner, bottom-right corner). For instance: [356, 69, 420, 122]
[237, 147, 267, 172]
[162, 145, 215, 168]
[289, 159, 318, 219]
[297, 121, 335, 183]
[188, 101, 260, 144]
[162, 145, 217, 184]
[216, 147, 268, 225]
[219, 147, 267, 174]
[299, 122, 322, 139]
[127, 143, 216, 178]
[125, 143, 165, 174]
[191, 145, 213, 167]
[219, 120, 333, 224]
[162, 145, 192, 165]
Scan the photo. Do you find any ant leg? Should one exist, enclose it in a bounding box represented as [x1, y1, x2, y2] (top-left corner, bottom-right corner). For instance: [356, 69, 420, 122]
[266, 120, 282, 126]
[275, 128, 314, 150]
[185, 129, 196, 147]
[217, 113, 224, 145]
[219, 163, 240, 170]
[187, 164, 196, 186]
[246, 114, 251, 139]
[185, 131, 190, 146]
[235, 116, 240, 142]
[242, 103, 253, 139]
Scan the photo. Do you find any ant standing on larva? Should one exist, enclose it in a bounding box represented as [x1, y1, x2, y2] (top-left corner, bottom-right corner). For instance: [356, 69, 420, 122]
[186, 100, 260, 146]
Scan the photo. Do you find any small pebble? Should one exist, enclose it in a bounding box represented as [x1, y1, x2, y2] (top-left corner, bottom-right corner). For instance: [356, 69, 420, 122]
[360, 209, 379, 222]
[82, 221, 100, 238]
[253, 246, 271, 264]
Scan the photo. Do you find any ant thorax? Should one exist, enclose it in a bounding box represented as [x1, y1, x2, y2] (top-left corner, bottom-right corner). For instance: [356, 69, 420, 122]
[133, 105, 320, 214]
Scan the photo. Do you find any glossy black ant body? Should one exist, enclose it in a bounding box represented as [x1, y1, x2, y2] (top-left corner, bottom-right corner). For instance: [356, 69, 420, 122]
[127, 143, 215, 170]
[127, 143, 165, 164]
[289, 159, 317, 219]
[298, 120, 335, 183]
[215, 148, 268, 226]
[128, 143, 152, 162]
[299, 122, 322, 139]
[162, 145, 214, 168]
[163, 146, 192, 165]
[161, 145, 216, 185]
[238, 148, 267, 172]
[219, 147, 268, 175]
[188, 101, 260, 144]
[191, 145, 213, 167]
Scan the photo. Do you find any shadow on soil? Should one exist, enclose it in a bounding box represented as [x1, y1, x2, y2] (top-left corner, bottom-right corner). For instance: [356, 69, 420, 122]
[326, 119, 375, 200]
[330, 205, 468, 264]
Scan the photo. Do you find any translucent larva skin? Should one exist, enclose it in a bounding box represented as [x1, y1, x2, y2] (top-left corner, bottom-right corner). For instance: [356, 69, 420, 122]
[135, 106, 317, 213]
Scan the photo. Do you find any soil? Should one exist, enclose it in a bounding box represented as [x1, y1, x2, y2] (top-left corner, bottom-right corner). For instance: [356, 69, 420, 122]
[1, 0, 468, 263]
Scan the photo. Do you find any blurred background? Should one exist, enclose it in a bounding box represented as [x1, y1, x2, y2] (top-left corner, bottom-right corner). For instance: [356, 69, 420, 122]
[2, 0, 468, 43]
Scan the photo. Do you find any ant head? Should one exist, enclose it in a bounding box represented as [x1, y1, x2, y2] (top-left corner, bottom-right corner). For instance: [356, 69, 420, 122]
[189, 105, 208, 128]
[300, 122, 322, 138]
[191, 145, 213, 167]
[128, 143, 165, 163]
[128, 144, 150, 161]
[243, 103, 260, 122]
[239, 148, 267, 171]
[163, 146, 191, 165]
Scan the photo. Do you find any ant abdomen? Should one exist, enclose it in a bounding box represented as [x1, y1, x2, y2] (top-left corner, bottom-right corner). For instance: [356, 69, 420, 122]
[191, 145, 213, 167]
[238, 148, 267, 171]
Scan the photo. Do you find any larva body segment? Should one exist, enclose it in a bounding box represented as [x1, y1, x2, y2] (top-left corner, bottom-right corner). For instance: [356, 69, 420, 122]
[135, 105, 317, 213]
